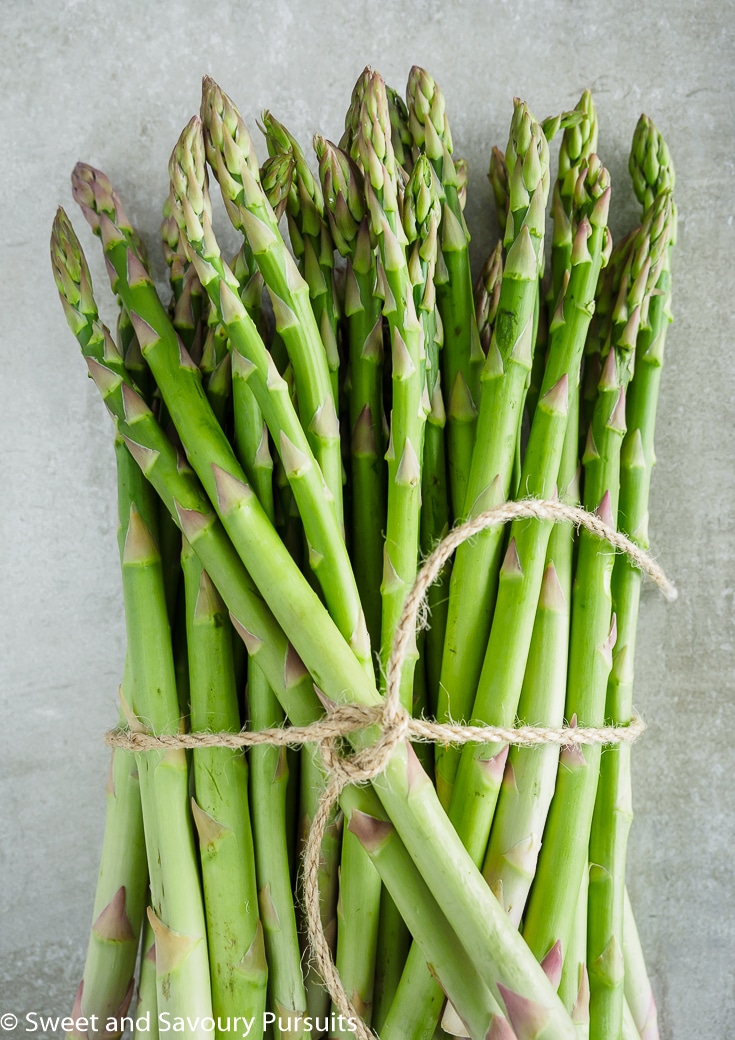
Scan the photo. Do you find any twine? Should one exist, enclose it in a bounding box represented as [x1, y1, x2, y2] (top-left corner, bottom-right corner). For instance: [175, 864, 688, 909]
[105, 499, 675, 1040]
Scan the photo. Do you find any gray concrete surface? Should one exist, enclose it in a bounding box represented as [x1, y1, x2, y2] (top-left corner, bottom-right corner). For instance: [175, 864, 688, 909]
[1, 0, 733, 1036]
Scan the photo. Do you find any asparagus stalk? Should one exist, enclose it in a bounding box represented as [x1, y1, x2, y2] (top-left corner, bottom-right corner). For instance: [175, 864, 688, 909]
[260, 111, 341, 403]
[232, 350, 314, 1037]
[488, 146, 510, 235]
[418, 373, 449, 717]
[67, 735, 147, 1039]
[557, 867, 590, 1037]
[435, 100, 550, 808]
[55, 209, 577, 1040]
[183, 542, 268, 1039]
[200, 78, 343, 524]
[521, 192, 674, 974]
[587, 116, 675, 1040]
[134, 917, 159, 1040]
[623, 890, 660, 1040]
[314, 136, 385, 651]
[51, 221, 157, 1040]
[352, 91, 440, 1018]
[481, 420, 578, 924]
[358, 100, 434, 701]
[406, 65, 482, 516]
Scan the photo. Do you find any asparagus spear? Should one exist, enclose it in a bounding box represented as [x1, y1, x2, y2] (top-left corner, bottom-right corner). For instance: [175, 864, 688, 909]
[260, 111, 341, 403]
[231, 341, 314, 1038]
[406, 65, 482, 516]
[50, 219, 159, 1040]
[314, 136, 385, 651]
[354, 78, 433, 702]
[587, 116, 675, 1040]
[623, 890, 660, 1040]
[183, 543, 268, 1039]
[435, 99, 550, 808]
[488, 146, 510, 235]
[521, 192, 674, 975]
[201, 78, 344, 524]
[134, 917, 159, 1040]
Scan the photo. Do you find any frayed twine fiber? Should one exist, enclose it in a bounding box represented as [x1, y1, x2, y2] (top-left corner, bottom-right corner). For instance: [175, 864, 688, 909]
[105, 499, 675, 1040]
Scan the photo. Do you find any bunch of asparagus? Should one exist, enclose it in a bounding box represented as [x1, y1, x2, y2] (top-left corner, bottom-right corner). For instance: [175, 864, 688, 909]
[51, 66, 675, 1040]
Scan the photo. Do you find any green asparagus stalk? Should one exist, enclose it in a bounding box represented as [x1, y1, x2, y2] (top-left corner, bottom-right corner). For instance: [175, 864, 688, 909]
[67, 735, 147, 1039]
[55, 209, 577, 1040]
[133, 917, 159, 1040]
[406, 65, 482, 516]
[51, 222, 156, 1040]
[314, 136, 385, 651]
[481, 416, 579, 924]
[118, 475, 213, 1034]
[623, 890, 659, 1040]
[341, 786, 515, 1040]
[435, 99, 550, 808]
[260, 111, 341, 403]
[233, 342, 323, 1035]
[355, 69, 427, 702]
[359, 101, 443, 1020]
[521, 192, 674, 976]
[557, 866, 590, 1037]
[587, 116, 675, 1040]
[183, 541, 268, 1039]
[201, 78, 343, 524]
[418, 374, 449, 717]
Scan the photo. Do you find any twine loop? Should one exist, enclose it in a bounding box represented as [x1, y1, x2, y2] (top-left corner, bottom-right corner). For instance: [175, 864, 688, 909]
[104, 498, 676, 1040]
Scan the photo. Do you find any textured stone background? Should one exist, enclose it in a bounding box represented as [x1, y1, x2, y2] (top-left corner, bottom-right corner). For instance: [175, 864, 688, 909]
[1, 0, 733, 1036]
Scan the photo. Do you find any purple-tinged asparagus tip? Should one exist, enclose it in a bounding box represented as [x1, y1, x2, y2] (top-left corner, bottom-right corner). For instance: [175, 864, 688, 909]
[229, 613, 264, 655]
[347, 809, 394, 852]
[212, 463, 253, 514]
[485, 1014, 517, 1040]
[478, 743, 509, 784]
[571, 964, 590, 1024]
[538, 561, 567, 612]
[146, 906, 200, 976]
[352, 404, 377, 457]
[594, 489, 614, 528]
[91, 886, 136, 943]
[120, 382, 152, 424]
[501, 538, 523, 578]
[496, 985, 551, 1040]
[123, 504, 159, 564]
[560, 715, 587, 770]
[540, 939, 563, 990]
[540, 373, 569, 415]
[173, 501, 212, 542]
[608, 384, 627, 433]
[284, 643, 309, 688]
